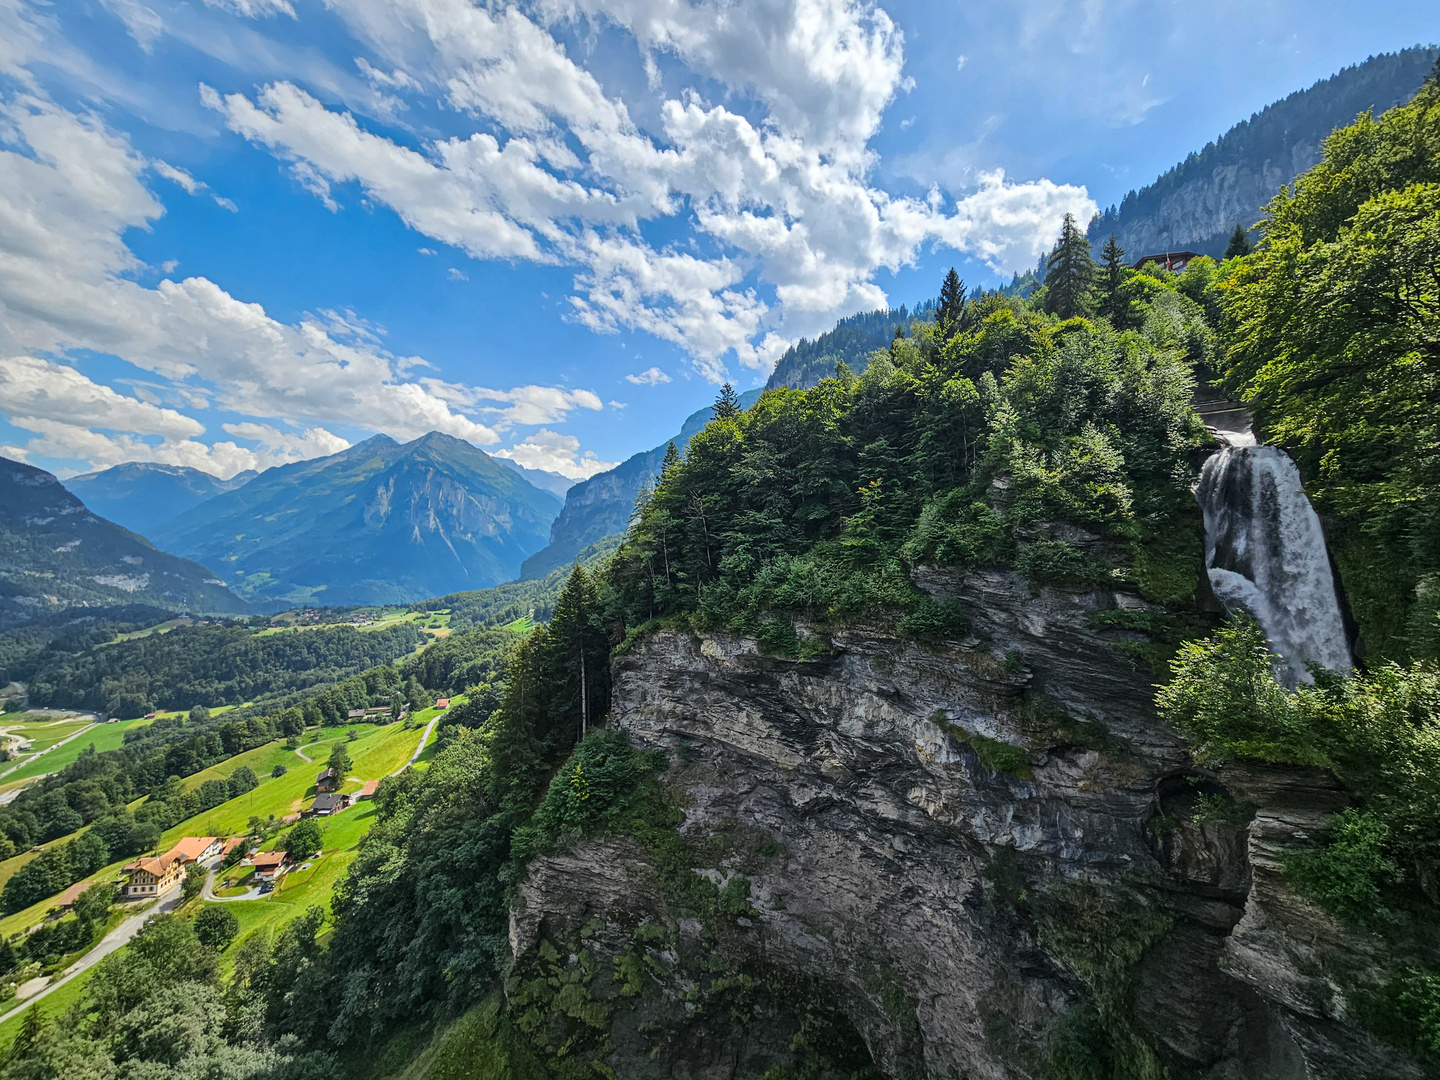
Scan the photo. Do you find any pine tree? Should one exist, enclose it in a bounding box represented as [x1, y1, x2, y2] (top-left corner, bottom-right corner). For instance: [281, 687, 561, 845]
[1224, 224, 1253, 259]
[660, 440, 681, 477]
[13, 1004, 44, 1058]
[713, 383, 741, 419]
[1098, 234, 1130, 328]
[937, 268, 965, 339]
[1042, 213, 1096, 319]
[547, 566, 607, 742]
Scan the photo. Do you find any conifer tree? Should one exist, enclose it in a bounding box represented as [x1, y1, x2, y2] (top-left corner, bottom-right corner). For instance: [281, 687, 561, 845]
[1042, 212, 1096, 319]
[14, 1003, 44, 1058]
[713, 382, 740, 419]
[1224, 224, 1253, 258]
[546, 566, 607, 742]
[1098, 234, 1130, 328]
[660, 440, 681, 477]
[937, 268, 965, 338]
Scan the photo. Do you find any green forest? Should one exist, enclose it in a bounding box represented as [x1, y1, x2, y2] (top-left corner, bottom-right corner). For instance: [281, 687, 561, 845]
[16, 621, 425, 718]
[4, 70, 1440, 1080]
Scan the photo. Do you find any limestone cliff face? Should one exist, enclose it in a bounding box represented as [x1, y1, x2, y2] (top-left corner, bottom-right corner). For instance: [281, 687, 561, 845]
[510, 570, 1423, 1078]
[1088, 47, 1437, 260]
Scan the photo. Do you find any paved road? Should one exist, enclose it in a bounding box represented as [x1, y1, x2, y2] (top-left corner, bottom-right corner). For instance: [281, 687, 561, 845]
[0, 874, 187, 1025]
[201, 867, 263, 903]
[0, 719, 99, 781]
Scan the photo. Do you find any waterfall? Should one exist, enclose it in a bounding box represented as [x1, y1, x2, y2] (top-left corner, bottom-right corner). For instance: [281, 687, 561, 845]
[1195, 434, 1352, 687]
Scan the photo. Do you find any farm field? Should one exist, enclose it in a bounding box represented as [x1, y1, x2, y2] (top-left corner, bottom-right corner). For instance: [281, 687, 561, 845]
[178, 739, 297, 793]
[168, 722, 422, 838]
[0, 716, 92, 756]
[257, 607, 451, 638]
[2, 718, 151, 783]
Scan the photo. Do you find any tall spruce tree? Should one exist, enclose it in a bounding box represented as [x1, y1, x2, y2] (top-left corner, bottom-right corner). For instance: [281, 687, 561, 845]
[1098, 234, 1130, 328]
[546, 566, 608, 742]
[1042, 212, 1096, 319]
[1224, 224, 1253, 258]
[713, 382, 740, 419]
[660, 440, 681, 477]
[937, 268, 965, 338]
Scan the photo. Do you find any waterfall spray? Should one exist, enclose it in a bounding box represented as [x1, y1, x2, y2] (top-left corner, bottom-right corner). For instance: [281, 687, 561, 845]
[1195, 436, 1352, 687]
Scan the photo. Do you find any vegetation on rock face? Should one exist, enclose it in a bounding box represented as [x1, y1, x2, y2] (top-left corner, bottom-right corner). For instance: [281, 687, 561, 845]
[1160, 620, 1440, 1058]
[1220, 77, 1440, 662]
[604, 267, 1210, 649]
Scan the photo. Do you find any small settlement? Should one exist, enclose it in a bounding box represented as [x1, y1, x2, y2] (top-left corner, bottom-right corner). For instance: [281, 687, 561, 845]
[119, 835, 222, 898]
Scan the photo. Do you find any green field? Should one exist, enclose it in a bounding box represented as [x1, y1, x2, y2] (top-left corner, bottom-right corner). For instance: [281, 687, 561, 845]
[256, 608, 451, 638]
[178, 739, 301, 794]
[212, 801, 382, 973]
[0, 717, 92, 758]
[0, 721, 430, 947]
[1, 719, 151, 783]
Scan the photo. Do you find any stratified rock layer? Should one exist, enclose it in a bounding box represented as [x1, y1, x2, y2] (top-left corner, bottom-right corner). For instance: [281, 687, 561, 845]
[512, 569, 1425, 1078]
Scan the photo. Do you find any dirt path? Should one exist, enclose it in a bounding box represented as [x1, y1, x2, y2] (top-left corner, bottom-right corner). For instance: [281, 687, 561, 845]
[395, 716, 439, 775]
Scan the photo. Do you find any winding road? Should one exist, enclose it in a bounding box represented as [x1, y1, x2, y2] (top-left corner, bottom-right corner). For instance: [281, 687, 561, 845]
[397, 716, 439, 774]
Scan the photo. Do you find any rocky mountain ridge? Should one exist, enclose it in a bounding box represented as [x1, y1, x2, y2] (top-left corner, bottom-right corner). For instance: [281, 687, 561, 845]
[1088, 46, 1438, 258]
[508, 567, 1414, 1078]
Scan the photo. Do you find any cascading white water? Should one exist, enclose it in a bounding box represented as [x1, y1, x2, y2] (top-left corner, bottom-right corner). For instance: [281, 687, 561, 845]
[1195, 435, 1352, 687]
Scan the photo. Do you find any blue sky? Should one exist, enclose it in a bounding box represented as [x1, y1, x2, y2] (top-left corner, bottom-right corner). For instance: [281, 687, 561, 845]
[0, 0, 1433, 483]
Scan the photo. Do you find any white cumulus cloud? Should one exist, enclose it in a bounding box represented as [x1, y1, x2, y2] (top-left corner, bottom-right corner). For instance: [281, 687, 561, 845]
[495, 428, 617, 481]
[625, 367, 671, 385]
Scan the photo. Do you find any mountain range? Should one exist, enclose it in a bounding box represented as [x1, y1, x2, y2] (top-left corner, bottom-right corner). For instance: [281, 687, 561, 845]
[0, 456, 248, 626]
[159, 432, 562, 609]
[1088, 45, 1438, 258]
[64, 462, 258, 537]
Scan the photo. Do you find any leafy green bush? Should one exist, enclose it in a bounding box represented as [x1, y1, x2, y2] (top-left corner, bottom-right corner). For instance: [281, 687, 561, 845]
[1365, 967, 1440, 1064]
[1284, 810, 1403, 925]
[897, 596, 970, 644]
[1016, 541, 1113, 590]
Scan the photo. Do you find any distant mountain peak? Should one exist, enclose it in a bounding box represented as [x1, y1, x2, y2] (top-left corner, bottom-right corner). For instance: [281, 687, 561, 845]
[159, 433, 563, 608]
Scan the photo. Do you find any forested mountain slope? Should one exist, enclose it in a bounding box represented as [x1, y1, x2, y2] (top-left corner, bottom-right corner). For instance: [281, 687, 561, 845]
[0, 456, 247, 627]
[1089, 45, 1438, 257]
[519, 389, 761, 580]
[163, 432, 562, 609]
[63, 462, 256, 538]
[763, 304, 928, 390]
